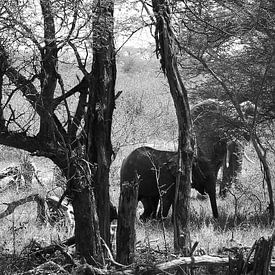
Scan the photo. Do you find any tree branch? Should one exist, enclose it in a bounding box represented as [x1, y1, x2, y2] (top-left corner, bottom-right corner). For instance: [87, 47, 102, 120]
[4, 66, 40, 109]
[53, 76, 89, 109]
[0, 194, 44, 219]
[0, 132, 40, 153]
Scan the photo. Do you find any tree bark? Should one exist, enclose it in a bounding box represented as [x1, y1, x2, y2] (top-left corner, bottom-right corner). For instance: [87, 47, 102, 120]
[38, 0, 58, 140]
[116, 180, 138, 265]
[86, 0, 116, 247]
[0, 43, 7, 132]
[152, 0, 193, 254]
[252, 136, 274, 222]
[68, 160, 104, 265]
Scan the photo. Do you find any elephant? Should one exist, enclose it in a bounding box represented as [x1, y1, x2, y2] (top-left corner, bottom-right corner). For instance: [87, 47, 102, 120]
[120, 146, 218, 221]
[191, 99, 255, 197]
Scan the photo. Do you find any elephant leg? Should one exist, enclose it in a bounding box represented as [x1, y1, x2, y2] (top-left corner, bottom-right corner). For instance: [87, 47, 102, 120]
[140, 197, 158, 221]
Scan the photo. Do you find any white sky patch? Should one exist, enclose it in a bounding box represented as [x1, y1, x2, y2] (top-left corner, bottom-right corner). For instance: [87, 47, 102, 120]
[115, 27, 154, 49]
[114, 0, 154, 49]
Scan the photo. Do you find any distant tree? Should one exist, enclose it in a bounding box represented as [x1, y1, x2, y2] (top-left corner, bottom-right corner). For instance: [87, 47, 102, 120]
[0, 0, 116, 262]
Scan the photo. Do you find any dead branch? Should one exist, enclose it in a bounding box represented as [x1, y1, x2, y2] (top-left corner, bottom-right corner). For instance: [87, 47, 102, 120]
[101, 237, 129, 268]
[19, 234, 275, 275]
[20, 261, 69, 275]
[0, 194, 45, 219]
[30, 236, 76, 257]
[115, 90, 123, 101]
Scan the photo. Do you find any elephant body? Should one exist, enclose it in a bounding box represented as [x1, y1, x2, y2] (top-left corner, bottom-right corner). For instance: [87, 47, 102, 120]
[120, 146, 218, 220]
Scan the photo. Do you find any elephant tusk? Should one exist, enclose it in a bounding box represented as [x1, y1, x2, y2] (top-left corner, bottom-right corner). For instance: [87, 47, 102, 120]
[226, 148, 230, 168]
[244, 151, 254, 164]
[226, 160, 229, 168]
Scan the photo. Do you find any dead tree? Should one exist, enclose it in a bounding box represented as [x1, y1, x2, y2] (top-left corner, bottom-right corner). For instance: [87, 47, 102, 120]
[116, 179, 139, 265]
[152, 0, 194, 255]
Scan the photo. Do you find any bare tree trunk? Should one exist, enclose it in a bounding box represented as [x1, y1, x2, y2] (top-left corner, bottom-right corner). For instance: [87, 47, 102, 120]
[86, 0, 116, 247]
[38, 0, 58, 140]
[252, 136, 274, 222]
[0, 43, 7, 131]
[152, 0, 193, 255]
[116, 180, 138, 264]
[68, 161, 104, 265]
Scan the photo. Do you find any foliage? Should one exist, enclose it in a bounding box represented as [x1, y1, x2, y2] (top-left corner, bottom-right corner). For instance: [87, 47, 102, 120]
[173, 0, 275, 114]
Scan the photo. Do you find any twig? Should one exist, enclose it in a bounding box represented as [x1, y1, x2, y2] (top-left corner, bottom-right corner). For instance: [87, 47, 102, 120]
[101, 237, 130, 268]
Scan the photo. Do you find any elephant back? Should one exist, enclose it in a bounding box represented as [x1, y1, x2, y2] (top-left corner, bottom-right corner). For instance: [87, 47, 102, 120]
[120, 147, 177, 197]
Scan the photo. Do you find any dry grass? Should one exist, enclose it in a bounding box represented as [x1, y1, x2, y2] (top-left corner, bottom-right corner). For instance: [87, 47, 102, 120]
[0, 147, 70, 258]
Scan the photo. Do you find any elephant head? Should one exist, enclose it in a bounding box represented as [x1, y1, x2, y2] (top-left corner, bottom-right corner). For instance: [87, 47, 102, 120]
[191, 99, 255, 197]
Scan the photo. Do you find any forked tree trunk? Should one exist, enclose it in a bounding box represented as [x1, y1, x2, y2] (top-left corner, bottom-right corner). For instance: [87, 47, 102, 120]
[152, 0, 193, 254]
[86, 0, 116, 247]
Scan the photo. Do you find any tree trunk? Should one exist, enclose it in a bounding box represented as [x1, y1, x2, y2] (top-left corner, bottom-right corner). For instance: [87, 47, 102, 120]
[116, 180, 138, 265]
[252, 136, 274, 223]
[38, 0, 58, 140]
[86, 0, 116, 247]
[0, 43, 7, 131]
[152, 0, 193, 255]
[68, 160, 104, 265]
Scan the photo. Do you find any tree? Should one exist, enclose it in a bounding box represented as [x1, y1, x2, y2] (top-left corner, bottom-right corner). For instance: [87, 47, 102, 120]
[0, 0, 116, 262]
[152, 0, 194, 255]
[86, 0, 117, 247]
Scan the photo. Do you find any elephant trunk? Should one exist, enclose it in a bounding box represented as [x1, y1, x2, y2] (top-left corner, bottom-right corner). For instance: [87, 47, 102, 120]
[208, 188, 219, 218]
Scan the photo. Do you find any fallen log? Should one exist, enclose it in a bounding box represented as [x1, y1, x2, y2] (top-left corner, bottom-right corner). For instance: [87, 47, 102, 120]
[156, 254, 228, 270]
